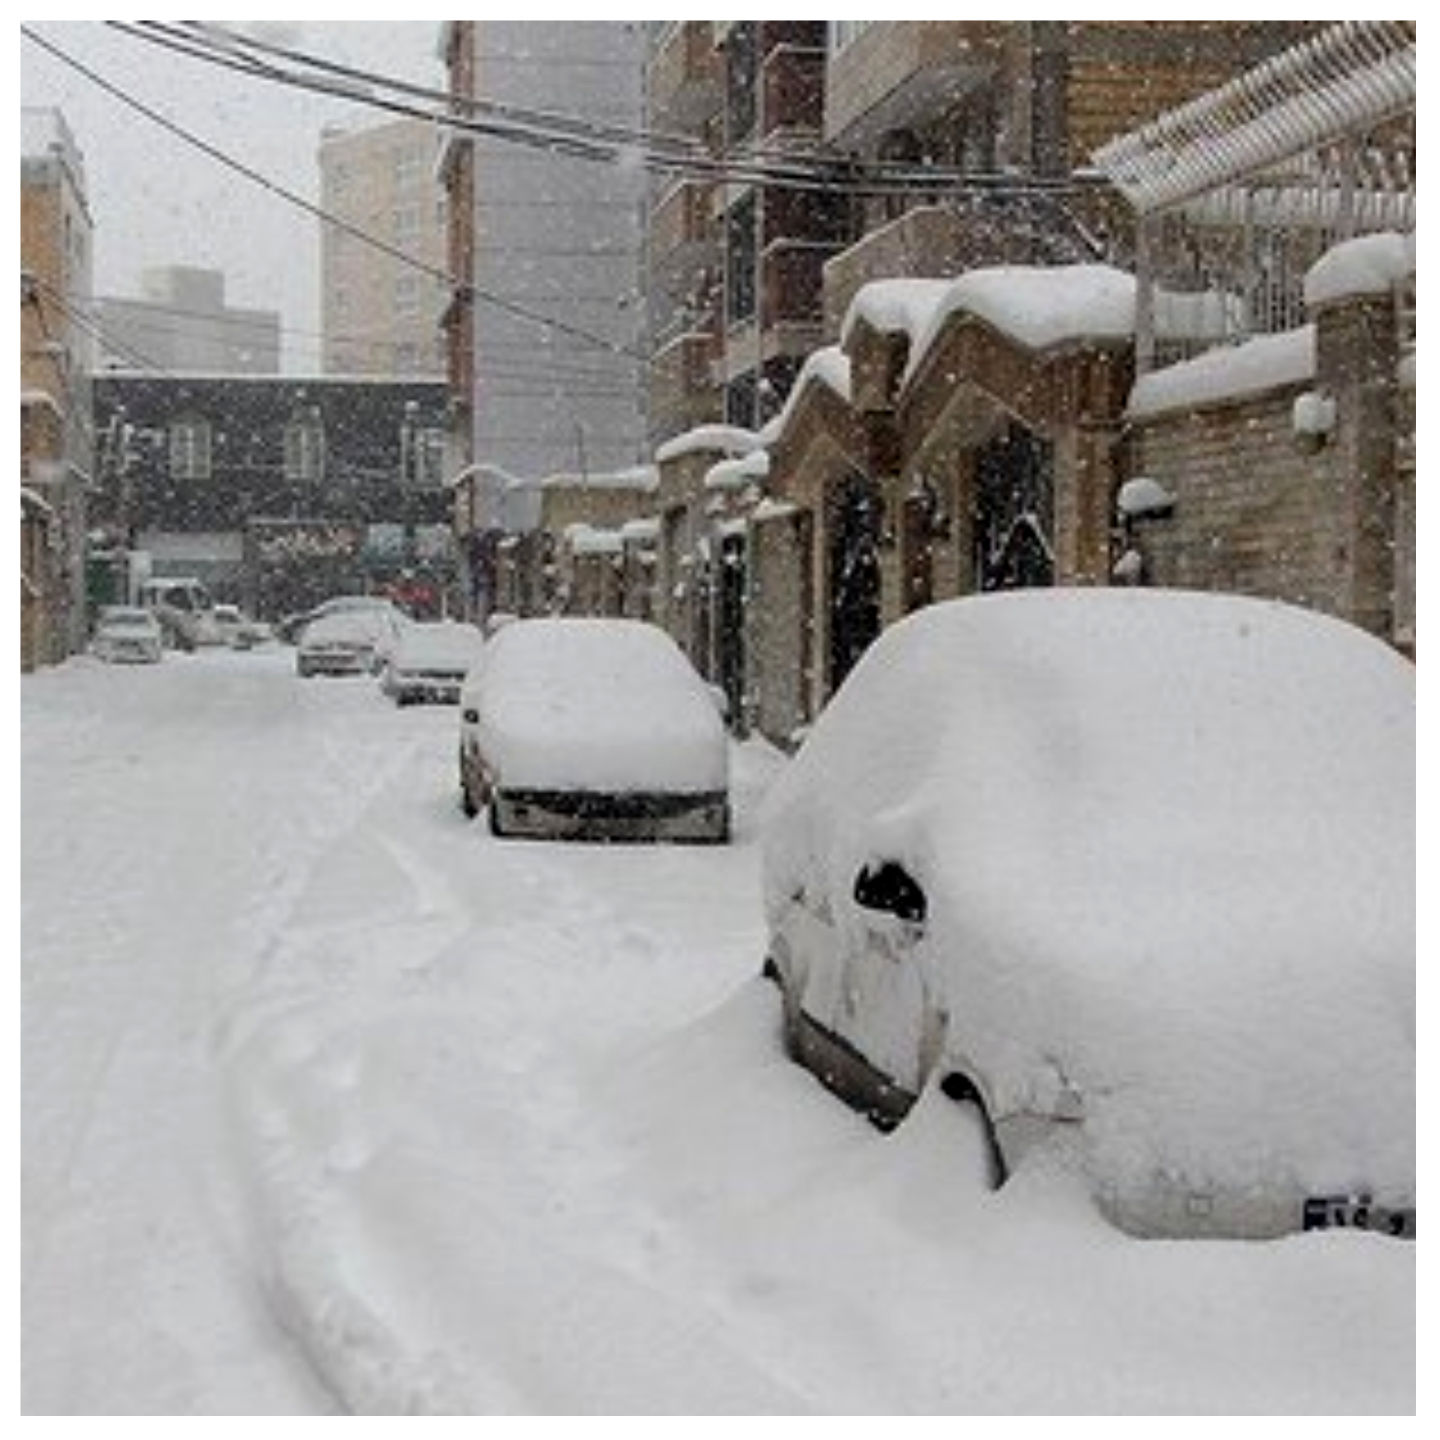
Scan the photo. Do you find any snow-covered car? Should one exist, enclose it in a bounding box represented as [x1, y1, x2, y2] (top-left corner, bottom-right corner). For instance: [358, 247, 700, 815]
[211, 604, 256, 649]
[296, 608, 403, 678]
[762, 589, 1415, 1241]
[278, 595, 406, 645]
[90, 605, 163, 664]
[458, 617, 730, 842]
[380, 619, 485, 705]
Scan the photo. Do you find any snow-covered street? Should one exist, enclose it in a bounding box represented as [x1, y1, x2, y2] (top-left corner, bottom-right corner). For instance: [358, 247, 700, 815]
[22, 647, 1414, 1415]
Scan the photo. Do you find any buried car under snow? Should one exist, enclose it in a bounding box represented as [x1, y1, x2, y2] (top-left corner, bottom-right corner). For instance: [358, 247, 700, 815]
[459, 616, 729, 842]
[762, 589, 1414, 1241]
[380, 619, 485, 705]
[296, 607, 403, 677]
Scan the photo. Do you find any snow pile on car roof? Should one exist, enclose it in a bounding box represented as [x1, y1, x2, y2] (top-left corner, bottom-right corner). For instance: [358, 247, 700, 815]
[393, 621, 484, 668]
[469, 618, 727, 793]
[762, 589, 1414, 1204]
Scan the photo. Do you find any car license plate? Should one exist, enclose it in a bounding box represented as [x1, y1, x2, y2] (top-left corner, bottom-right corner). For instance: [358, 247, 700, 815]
[1303, 1194, 1414, 1238]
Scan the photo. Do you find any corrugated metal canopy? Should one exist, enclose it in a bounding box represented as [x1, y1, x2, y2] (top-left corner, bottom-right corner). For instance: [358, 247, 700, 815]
[1092, 21, 1415, 217]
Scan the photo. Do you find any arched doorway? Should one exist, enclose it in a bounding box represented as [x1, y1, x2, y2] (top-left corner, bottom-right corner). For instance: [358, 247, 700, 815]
[974, 421, 1054, 591]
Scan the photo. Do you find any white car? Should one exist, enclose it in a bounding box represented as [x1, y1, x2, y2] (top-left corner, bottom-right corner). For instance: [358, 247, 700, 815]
[458, 617, 730, 842]
[380, 620, 485, 706]
[296, 608, 403, 677]
[90, 605, 163, 664]
[762, 589, 1414, 1241]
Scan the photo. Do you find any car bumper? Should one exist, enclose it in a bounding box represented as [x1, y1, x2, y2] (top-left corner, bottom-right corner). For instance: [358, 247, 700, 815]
[491, 787, 729, 843]
[298, 650, 371, 675]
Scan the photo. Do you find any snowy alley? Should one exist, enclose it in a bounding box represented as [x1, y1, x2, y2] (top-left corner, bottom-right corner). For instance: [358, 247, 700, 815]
[21, 647, 1414, 1415]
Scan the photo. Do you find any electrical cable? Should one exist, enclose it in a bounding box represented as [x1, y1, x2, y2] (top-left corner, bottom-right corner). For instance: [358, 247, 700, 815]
[22, 24, 654, 366]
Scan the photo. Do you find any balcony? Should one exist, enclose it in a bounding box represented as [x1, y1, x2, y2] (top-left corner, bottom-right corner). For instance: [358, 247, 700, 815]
[759, 44, 826, 142]
[648, 180, 721, 284]
[822, 203, 1045, 338]
[648, 21, 722, 133]
[824, 22, 1005, 150]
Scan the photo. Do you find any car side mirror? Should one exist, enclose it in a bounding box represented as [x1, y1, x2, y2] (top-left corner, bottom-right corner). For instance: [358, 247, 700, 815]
[853, 860, 927, 925]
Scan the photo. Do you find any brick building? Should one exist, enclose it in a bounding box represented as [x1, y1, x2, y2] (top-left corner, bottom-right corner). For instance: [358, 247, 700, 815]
[92, 373, 454, 620]
[20, 106, 94, 668]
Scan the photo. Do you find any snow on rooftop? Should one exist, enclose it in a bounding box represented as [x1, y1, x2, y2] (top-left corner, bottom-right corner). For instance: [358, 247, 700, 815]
[1304, 231, 1415, 309]
[905, 265, 1139, 382]
[538, 465, 659, 492]
[619, 517, 661, 543]
[655, 425, 762, 463]
[840, 278, 954, 348]
[20, 486, 55, 516]
[704, 449, 771, 491]
[1128, 326, 1316, 421]
[565, 523, 624, 556]
[759, 346, 852, 446]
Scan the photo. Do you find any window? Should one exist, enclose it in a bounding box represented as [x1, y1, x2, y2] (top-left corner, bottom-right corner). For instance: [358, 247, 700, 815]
[829, 20, 872, 52]
[394, 146, 425, 188]
[393, 205, 422, 245]
[405, 425, 447, 487]
[394, 274, 422, 314]
[726, 193, 757, 325]
[168, 418, 212, 481]
[284, 410, 326, 483]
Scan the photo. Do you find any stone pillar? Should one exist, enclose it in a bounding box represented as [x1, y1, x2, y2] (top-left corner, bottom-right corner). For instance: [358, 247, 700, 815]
[1313, 292, 1401, 642]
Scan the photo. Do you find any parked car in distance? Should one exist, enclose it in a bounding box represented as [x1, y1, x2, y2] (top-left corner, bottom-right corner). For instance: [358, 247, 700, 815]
[762, 588, 1415, 1241]
[380, 619, 485, 706]
[90, 605, 163, 664]
[211, 603, 256, 649]
[296, 607, 404, 677]
[137, 576, 222, 650]
[277, 595, 408, 645]
[459, 617, 729, 842]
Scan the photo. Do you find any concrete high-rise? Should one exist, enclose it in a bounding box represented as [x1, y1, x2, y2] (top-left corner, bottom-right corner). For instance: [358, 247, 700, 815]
[319, 116, 449, 377]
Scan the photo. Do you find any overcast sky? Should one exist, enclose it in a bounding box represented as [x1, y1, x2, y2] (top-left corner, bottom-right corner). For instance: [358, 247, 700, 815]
[20, 21, 447, 374]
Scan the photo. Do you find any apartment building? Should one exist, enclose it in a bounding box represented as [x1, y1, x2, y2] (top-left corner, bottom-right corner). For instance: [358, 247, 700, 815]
[438, 21, 649, 620]
[97, 265, 280, 375]
[319, 116, 450, 377]
[819, 21, 1319, 329]
[20, 106, 94, 666]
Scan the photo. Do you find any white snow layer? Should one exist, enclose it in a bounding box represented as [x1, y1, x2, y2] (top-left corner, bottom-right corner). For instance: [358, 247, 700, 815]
[467, 617, 727, 792]
[1303, 230, 1415, 309]
[1128, 325, 1317, 419]
[21, 645, 1415, 1414]
[655, 424, 763, 463]
[761, 589, 1414, 1221]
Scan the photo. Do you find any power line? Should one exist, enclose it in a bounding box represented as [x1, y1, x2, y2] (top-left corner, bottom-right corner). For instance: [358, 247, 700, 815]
[21, 24, 653, 366]
[114, 19, 1105, 199]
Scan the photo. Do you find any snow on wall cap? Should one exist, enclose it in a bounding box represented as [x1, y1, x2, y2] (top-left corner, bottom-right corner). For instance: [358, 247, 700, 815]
[704, 449, 771, 490]
[906, 265, 1138, 384]
[655, 424, 762, 463]
[538, 465, 658, 491]
[840, 278, 952, 348]
[1128, 325, 1316, 421]
[767, 346, 853, 439]
[620, 517, 661, 541]
[1292, 390, 1338, 436]
[1304, 231, 1416, 310]
[1117, 477, 1176, 518]
[752, 498, 799, 521]
[565, 524, 624, 555]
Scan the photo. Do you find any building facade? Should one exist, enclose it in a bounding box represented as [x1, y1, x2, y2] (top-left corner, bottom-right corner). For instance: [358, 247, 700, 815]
[92, 373, 454, 620]
[438, 21, 650, 621]
[97, 265, 280, 375]
[319, 116, 450, 378]
[21, 106, 94, 667]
